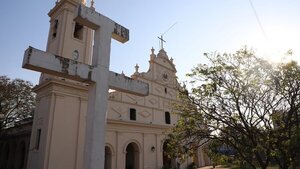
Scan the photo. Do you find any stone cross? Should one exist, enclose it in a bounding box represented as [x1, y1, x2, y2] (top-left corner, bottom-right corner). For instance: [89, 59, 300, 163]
[22, 4, 148, 169]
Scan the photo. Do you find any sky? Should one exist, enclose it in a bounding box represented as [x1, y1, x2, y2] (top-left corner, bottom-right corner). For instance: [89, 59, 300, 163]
[1, 0, 300, 85]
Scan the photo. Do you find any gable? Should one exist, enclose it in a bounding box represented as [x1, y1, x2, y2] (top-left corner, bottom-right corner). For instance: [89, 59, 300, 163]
[154, 57, 176, 72]
[154, 49, 176, 72]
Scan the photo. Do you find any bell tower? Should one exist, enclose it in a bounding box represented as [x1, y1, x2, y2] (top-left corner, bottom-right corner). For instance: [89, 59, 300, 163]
[46, 0, 93, 64]
[26, 0, 92, 169]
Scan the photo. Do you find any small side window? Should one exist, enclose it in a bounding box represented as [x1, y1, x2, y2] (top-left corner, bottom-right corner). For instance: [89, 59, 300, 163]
[35, 129, 42, 150]
[165, 112, 171, 124]
[130, 108, 136, 121]
[52, 19, 59, 39]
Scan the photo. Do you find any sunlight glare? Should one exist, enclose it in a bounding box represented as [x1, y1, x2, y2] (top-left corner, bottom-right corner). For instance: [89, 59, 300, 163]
[247, 24, 300, 64]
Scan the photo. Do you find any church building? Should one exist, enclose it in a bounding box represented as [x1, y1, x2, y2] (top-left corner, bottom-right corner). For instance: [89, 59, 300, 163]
[0, 0, 211, 169]
[106, 47, 185, 169]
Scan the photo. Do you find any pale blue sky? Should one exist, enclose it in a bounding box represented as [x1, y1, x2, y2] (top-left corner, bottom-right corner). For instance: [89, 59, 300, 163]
[1, 0, 300, 85]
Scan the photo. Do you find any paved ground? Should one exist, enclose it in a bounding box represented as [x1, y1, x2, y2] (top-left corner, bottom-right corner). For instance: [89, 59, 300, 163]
[198, 165, 229, 169]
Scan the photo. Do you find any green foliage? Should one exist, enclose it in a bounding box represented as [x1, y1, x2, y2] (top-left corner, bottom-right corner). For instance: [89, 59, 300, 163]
[187, 162, 197, 169]
[0, 76, 35, 130]
[207, 140, 234, 165]
[166, 47, 300, 169]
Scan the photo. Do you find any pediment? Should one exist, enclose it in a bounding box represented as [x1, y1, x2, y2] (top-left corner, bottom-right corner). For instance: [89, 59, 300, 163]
[154, 57, 176, 72]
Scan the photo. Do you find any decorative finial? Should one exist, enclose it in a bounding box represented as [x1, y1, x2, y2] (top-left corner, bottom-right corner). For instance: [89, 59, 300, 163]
[135, 64, 139, 73]
[90, 0, 95, 10]
[121, 71, 125, 76]
[150, 47, 156, 60]
[151, 47, 155, 54]
[170, 57, 174, 63]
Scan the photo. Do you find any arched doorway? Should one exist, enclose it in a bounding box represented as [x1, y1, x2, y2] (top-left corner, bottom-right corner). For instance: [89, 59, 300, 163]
[197, 145, 211, 167]
[14, 141, 26, 169]
[0, 143, 9, 169]
[203, 146, 211, 166]
[163, 141, 172, 168]
[125, 142, 139, 169]
[7, 141, 17, 169]
[104, 146, 112, 169]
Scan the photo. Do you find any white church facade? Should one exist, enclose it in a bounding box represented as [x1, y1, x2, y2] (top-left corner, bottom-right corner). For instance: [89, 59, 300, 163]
[105, 47, 185, 169]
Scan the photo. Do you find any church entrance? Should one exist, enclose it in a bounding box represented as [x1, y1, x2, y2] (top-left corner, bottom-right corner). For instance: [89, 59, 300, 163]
[104, 146, 112, 169]
[15, 141, 26, 169]
[125, 142, 139, 169]
[163, 141, 172, 168]
[0, 143, 9, 169]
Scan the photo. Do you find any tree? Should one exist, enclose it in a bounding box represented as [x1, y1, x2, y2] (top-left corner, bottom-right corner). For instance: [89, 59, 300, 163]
[270, 61, 300, 168]
[0, 76, 35, 131]
[166, 48, 300, 169]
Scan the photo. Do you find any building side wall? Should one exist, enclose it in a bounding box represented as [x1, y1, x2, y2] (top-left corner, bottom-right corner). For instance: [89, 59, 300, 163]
[26, 80, 88, 169]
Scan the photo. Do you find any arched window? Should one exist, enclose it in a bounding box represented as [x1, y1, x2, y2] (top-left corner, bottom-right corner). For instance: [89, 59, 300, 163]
[130, 108, 136, 121]
[165, 112, 171, 124]
[73, 22, 84, 40]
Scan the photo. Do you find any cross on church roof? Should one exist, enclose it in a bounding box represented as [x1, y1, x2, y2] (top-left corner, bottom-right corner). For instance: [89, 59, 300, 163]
[158, 35, 166, 50]
[158, 22, 177, 50]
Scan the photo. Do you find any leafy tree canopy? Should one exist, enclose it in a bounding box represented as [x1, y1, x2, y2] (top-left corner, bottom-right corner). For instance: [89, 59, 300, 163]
[0, 75, 35, 130]
[166, 48, 300, 169]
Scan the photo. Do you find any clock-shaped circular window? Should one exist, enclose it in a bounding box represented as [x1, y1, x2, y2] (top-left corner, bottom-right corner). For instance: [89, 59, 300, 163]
[72, 50, 79, 61]
[162, 72, 169, 82]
